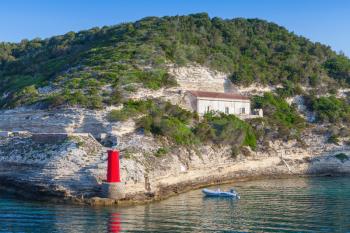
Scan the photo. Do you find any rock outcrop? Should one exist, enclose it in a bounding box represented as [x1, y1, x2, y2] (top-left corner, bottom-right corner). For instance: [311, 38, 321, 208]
[0, 133, 105, 200]
[1, 65, 350, 205]
[1, 129, 350, 205]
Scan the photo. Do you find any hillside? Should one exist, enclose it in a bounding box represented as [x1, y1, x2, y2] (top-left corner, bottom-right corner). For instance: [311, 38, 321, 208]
[1, 13, 350, 110]
[2, 13, 350, 153]
[2, 13, 350, 204]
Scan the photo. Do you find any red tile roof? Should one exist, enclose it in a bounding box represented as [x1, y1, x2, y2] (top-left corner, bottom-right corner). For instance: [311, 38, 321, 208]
[188, 90, 249, 100]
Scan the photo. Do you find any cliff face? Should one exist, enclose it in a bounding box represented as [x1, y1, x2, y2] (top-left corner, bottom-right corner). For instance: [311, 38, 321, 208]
[1, 129, 350, 204]
[1, 65, 350, 204]
[0, 65, 268, 139]
[0, 65, 234, 144]
[0, 133, 105, 199]
[0, 108, 109, 138]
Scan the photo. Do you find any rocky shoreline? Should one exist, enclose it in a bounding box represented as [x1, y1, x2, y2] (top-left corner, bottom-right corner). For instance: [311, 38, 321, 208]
[1, 167, 349, 207]
[1, 131, 350, 207]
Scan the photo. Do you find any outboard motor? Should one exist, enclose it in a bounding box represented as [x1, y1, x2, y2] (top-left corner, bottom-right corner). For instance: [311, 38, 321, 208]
[230, 188, 240, 199]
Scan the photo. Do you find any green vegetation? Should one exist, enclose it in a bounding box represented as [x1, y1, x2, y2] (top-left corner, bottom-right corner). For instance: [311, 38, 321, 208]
[107, 99, 155, 122]
[304, 95, 350, 123]
[108, 99, 256, 148]
[194, 112, 256, 149]
[154, 147, 169, 157]
[324, 54, 350, 85]
[334, 153, 349, 163]
[327, 134, 340, 145]
[1, 13, 350, 109]
[275, 80, 303, 98]
[136, 101, 198, 145]
[252, 92, 306, 140]
[4, 13, 350, 149]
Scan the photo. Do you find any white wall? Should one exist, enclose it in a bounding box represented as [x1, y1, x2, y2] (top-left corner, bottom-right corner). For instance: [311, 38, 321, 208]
[197, 98, 251, 115]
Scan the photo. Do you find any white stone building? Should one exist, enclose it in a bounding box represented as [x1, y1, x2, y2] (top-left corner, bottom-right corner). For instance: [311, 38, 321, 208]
[185, 90, 252, 116]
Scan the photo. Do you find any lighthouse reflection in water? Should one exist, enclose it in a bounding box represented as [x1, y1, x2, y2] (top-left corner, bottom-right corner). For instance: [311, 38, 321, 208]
[1, 177, 350, 232]
[108, 212, 122, 233]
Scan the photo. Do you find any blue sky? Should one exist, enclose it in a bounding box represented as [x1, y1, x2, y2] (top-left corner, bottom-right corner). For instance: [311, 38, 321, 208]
[0, 0, 349, 56]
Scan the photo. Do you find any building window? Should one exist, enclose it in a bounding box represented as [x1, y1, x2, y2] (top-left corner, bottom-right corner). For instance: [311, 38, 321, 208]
[241, 107, 245, 114]
[225, 107, 229, 114]
[207, 106, 210, 113]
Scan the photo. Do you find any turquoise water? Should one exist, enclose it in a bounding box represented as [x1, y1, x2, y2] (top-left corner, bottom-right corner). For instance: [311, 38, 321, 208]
[1, 176, 350, 232]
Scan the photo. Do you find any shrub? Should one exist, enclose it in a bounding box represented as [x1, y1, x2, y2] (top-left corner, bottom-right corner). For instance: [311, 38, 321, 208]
[107, 109, 129, 122]
[11, 85, 39, 107]
[123, 99, 155, 114]
[63, 90, 88, 107]
[159, 117, 198, 145]
[139, 114, 197, 145]
[304, 95, 350, 123]
[275, 80, 303, 98]
[163, 102, 194, 124]
[327, 134, 339, 144]
[230, 146, 240, 159]
[194, 112, 257, 149]
[252, 92, 306, 140]
[308, 75, 320, 87]
[114, 99, 257, 148]
[107, 99, 155, 122]
[45, 94, 66, 108]
[324, 55, 350, 84]
[140, 69, 177, 90]
[87, 94, 103, 109]
[107, 88, 123, 105]
[154, 147, 169, 157]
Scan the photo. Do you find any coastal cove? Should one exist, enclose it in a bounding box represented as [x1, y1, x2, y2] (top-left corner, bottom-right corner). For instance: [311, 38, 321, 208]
[1, 131, 350, 206]
[2, 12, 350, 206]
[1, 176, 350, 232]
[1, 4, 350, 233]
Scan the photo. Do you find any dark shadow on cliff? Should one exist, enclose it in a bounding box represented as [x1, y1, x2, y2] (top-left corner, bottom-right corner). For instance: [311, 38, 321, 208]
[75, 112, 109, 139]
[305, 150, 350, 176]
[0, 134, 104, 201]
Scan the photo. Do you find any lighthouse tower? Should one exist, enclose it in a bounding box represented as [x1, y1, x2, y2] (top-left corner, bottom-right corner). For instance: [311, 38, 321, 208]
[102, 149, 125, 199]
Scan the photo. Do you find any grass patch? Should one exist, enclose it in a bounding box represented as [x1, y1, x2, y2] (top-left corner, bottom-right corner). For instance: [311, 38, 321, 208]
[154, 147, 169, 157]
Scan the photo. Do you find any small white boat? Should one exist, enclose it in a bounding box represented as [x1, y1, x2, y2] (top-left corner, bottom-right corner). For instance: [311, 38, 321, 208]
[202, 188, 240, 199]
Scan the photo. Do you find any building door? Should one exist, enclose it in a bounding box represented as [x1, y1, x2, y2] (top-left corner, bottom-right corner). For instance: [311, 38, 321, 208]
[225, 107, 229, 114]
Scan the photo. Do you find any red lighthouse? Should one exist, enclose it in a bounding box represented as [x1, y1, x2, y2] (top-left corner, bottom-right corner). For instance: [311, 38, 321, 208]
[107, 150, 121, 183]
[102, 149, 124, 199]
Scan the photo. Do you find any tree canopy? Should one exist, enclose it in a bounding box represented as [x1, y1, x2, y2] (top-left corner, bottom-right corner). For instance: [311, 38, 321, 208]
[0, 13, 349, 109]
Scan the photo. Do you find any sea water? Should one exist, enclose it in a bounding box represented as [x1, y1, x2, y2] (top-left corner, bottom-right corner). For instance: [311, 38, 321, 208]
[1, 176, 350, 233]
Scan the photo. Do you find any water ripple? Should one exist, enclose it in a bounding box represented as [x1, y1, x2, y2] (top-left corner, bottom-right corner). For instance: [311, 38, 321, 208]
[1, 176, 350, 232]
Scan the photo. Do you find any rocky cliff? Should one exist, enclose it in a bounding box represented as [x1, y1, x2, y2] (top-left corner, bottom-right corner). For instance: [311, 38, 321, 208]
[1, 65, 350, 205]
[1, 128, 350, 205]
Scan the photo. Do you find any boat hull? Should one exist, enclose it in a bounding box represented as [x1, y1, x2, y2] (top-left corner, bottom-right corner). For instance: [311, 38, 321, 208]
[202, 189, 239, 198]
